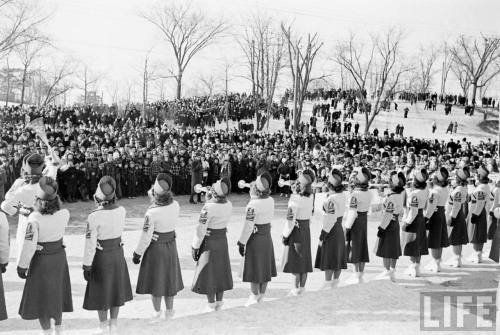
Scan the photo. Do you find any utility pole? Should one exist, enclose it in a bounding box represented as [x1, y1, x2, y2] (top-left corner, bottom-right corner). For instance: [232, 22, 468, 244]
[251, 39, 258, 130]
[292, 43, 299, 131]
[225, 64, 229, 131]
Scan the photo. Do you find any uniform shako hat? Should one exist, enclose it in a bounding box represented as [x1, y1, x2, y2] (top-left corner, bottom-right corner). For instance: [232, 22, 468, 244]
[26, 153, 45, 176]
[255, 171, 272, 192]
[455, 166, 470, 182]
[413, 167, 428, 183]
[389, 171, 406, 189]
[353, 167, 370, 186]
[477, 165, 489, 183]
[299, 169, 315, 187]
[36, 176, 58, 201]
[153, 173, 172, 195]
[213, 176, 231, 196]
[328, 168, 343, 187]
[432, 167, 449, 184]
[95, 175, 116, 201]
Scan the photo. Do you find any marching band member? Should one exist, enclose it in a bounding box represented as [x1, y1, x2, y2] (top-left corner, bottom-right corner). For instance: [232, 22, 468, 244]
[0, 206, 9, 321]
[489, 206, 500, 263]
[375, 171, 406, 282]
[83, 176, 133, 334]
[446, 166, 470, 267]
[468, 165, 491, 263]
[402, 168, 429, 277]
[17, 177, 72, 335]
[281, 169, 315, 296]
[1, 153, 45, 263]
[344, 167, 373, 284]
[237, 172, 276, 306]
[424, 167, 450, 272]
[488, 176, 500, 241]
[314, 169, 347, 289]
[191, 177, 233, 312]
[133, 173, 184, 321]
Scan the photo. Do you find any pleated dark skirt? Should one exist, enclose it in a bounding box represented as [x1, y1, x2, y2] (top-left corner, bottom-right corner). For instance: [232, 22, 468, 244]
[282, 219, 313, 273]
[83, 237, 133, 310]
[19, 239, 73, 320]
[136, 231, 184, 297]
[242, 224, 277, 283]
[0, 274, 6, 321]
[376, 218, 402, 259]
[402, 209, 429, 257]
[488, 216, 497, 240]
[315, 217, 347, 270]
[348, 212, 369, 263]
[427, 207, 450, 249]
[471, 209, 487, 244]
[192, 228, 233, 295]
[489, 219, 500, 262]
[449, 208, 468, 246]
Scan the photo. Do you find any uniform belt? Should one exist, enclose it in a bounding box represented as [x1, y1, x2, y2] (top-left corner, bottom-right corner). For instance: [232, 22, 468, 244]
[96, 237, 123, 251]
[36, 239, 65, 254]
[151, 231, 176, 243]
[252, 223, 271, 235]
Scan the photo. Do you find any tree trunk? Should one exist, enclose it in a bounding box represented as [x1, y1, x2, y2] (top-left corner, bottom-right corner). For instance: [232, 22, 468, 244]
[20, 65, 28, 106]
[176, 71, 183, 99]
[471, 81, 478, 110]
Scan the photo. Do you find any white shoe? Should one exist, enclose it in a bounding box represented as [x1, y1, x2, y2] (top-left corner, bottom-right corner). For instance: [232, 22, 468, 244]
[109, 320, 118, 334]
[149, 310, 162, 323]
[375, 270, 391, 280]
[298, 287, 306, 295]
[54, 325, 63, 335]
[345, 273, 360, 285]
[215, 301, 224, 311]
[320, 280, 333, 290]
[257, 293, 265, 303]
[40, 330, 52, 335]
[204, 302, 217, 313]
[425, 260, 440, 273]
[244, 294, 259, 307]
[389, 269, 396, 282]
[164, 309, 175, 320]
[468, 252, 482, 263]
[331, 279, 339, 288]
[287, 288, 300, 297]
[358, 272, 365, 284]
[92, 322, 109, 335]
[406, 264, 420, 277]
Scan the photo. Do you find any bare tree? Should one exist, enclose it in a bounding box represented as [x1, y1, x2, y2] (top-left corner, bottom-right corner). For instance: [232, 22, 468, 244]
[141, 1, 226, 99]
[238, 14, 286, 129]
[440, 41, 453, 96]
[77, 65, 102, 105]
[336, 28, 410, 134]
[32, 59, 74, 108]
[451, 64, 471, 99]
[0, 0, 49, 56]
[450, 35, 500, 109]
[199, 73, 217, 96]
[15, 39, 46, 105]
[416, 45, 439, 94]
[281, 22, 323, 130]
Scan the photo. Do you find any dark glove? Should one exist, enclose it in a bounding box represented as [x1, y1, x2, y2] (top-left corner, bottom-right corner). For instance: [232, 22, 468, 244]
[319, 230, 327, 242]
[282, 236, 290, 246]
[0, 263, 7, 274]
[132, 252, 141, 265]
[424, 217, 430, 230]
[489, 211, 494, 218]
[377, 227, 385, 238]
[192, 248, 200, 262]
[17, 266, 27, 279]
[345, 228, 352, 242]
[83, 266, 92, 282]
[237, 241, 245, 257]
[471, 214, 479, 224]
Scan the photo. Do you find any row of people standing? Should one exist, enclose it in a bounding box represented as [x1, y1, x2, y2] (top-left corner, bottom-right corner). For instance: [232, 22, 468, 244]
[0, 158, 498, 333]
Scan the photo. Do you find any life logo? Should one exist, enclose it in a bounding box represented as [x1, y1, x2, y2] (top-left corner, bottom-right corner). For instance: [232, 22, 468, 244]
[420, 291, 496, 331]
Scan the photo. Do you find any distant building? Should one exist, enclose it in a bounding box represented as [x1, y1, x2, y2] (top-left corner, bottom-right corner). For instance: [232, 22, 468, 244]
[78, 91, 103, 106]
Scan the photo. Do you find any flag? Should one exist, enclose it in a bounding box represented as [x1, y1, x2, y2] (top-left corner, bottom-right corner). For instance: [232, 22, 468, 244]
[27, 117, 49, 147]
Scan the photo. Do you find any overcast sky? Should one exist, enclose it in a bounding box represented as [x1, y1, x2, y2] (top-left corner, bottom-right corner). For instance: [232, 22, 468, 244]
[40, 0, 500, 103]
